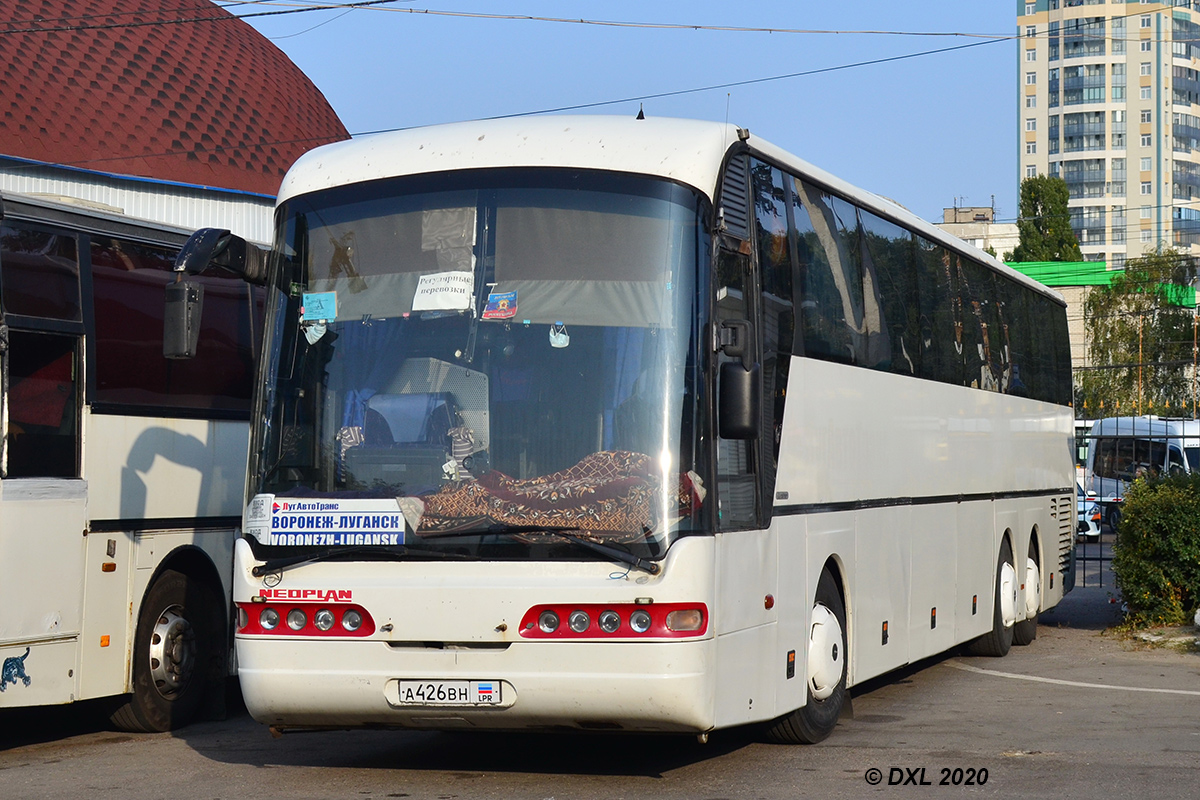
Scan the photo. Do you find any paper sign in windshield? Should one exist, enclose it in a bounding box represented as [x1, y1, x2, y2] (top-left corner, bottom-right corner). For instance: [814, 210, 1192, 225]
[301, 292, 337, 322]
[412, 271, 474, 311]
[482, 290, 517, 320]
[262, 498, 406, 546]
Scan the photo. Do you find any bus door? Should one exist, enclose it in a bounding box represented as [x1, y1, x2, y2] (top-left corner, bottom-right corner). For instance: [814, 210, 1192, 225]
[713, 153, 764, 529]
[0, 220, 87, 706]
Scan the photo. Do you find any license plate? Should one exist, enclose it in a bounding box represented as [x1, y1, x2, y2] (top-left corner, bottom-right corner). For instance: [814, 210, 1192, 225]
[394, 680, 501, 706]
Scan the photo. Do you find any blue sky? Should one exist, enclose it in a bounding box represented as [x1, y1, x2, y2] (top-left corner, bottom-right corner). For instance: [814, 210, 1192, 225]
[245, 2, 1016, 224]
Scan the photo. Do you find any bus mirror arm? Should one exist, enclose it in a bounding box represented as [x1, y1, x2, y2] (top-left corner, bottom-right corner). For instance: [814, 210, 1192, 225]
[718, 319, 754, 370]
[173, 227, 269, 285]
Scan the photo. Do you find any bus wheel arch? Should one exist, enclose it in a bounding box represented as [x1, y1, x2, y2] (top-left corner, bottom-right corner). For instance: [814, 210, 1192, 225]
[964, 533, 1016, 657]
[765, 561, 847, 744]
[110, 546, 227, 732]
[1013, 529, 1041, 646]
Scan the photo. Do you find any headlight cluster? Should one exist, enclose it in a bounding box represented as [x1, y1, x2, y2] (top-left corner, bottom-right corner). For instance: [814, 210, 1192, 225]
[236, 602, 374, 637]
[520, 602, 707, 639]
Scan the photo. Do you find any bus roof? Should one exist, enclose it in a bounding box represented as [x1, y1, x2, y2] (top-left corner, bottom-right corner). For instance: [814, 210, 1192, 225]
[277, 116, 738, 203]
[1089, 416, 1186, 437]
[276, 115, 1063, 304]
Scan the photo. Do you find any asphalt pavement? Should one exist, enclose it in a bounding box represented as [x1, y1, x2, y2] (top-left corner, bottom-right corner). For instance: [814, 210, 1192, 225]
[1, 565, 1197, 800]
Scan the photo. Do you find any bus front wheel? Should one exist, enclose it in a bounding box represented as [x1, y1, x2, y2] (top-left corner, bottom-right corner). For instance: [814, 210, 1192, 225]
[965, 539, 1016, 657]
[110, 569, 219, 732]
[765, 569, 847, 744]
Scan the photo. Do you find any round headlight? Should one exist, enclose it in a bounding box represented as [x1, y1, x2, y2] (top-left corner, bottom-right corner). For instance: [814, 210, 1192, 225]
[568, 610, 591, 633]
[629, 609, 652, 633]
[314, 608, 335, 631]
[286, 608, 307, 631]
[538, 609, 560, 633]
[598, 610, 621, 633]
[259, 607, 280, 630]
[342, 609, 363, 632]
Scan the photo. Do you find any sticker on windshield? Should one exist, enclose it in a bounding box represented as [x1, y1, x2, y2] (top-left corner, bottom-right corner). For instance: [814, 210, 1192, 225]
[482, 290, 517, 320]
[412, 271, 474, 311]
[262, 498, 407, 547]
[301, 292, 337, 322]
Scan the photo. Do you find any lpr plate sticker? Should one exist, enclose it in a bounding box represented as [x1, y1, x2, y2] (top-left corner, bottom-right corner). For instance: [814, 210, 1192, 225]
[264, 498, 406, 546]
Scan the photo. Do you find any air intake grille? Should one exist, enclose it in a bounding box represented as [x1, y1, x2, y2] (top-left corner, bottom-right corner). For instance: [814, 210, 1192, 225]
[1052, 494, 1073, 575]
[719, 153, 751, 241]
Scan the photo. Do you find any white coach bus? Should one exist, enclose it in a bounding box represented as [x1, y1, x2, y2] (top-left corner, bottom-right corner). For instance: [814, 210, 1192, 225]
[1085, 416, 1191, 531]
[0, 192, 260, 731]
[172, 116, 1076, 743]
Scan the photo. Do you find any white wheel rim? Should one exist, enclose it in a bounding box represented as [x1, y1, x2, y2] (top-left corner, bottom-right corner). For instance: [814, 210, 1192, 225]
[999, 559, 1017, 629]
[1024, 556, 1041, 618]
[808, 602, 843, 700]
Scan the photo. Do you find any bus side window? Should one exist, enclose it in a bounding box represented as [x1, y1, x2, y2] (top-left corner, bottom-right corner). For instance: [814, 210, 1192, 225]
[751, 161, 795, 505]
[1168, 447, 1187, 477]
[5, 331, 80, 479]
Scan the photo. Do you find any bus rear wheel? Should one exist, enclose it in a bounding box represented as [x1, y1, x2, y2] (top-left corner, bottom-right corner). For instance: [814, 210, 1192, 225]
[965, 539, 1016, 657]
[1013, 540, 1040, 646]
[765, 569, 847, 744]
[110, 569, 219, 732]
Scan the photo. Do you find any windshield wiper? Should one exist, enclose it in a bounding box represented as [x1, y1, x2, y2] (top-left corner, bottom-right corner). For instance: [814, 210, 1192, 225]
[555, 530, 661, 576]
[422, 524, 661, 575]
[251, 543, 471, 577]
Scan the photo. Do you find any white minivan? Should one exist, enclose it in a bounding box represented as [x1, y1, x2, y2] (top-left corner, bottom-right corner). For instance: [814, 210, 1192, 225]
[1085, 416, 1191, 530]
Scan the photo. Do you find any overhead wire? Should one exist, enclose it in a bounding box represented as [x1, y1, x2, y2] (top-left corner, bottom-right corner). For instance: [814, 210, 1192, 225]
[0, 19, 1009, 178]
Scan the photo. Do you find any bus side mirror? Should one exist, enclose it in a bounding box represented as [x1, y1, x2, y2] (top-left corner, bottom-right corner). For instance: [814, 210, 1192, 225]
[164, 280, 204, 359]
[717, 319, 760, 439]
[164, 227, 268, 359]
[719, 361, 760, 439]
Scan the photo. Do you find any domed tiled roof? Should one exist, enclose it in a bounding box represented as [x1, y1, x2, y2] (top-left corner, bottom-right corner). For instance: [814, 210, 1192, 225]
[0, 0, 350, 195]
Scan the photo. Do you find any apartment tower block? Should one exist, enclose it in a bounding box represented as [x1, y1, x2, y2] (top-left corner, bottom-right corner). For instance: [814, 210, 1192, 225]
[1018, 0, 1200, 267]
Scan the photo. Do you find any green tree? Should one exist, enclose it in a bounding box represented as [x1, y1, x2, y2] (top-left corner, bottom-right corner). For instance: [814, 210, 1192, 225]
[1010, 175, 1082, 262]
[1078, 248, 1198, 415]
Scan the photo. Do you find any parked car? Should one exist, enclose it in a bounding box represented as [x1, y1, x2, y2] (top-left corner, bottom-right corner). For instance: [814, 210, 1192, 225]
[1077, 483, 1102, 542]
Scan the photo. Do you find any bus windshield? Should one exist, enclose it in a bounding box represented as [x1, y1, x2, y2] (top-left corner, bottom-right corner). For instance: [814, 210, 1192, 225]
[248, 169, 711, 562]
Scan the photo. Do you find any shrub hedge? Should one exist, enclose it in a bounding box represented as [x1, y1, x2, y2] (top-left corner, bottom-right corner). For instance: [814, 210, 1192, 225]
[1111, 473, 1200, 627]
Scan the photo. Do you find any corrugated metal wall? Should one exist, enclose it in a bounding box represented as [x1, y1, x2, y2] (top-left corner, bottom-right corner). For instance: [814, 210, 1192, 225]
[0, 162, 275, 244]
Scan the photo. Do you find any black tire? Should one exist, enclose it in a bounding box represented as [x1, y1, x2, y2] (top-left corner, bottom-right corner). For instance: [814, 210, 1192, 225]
[110, 569, 222, 732]
[1013, 539, 1039, 646]
[765, 569, 847, 744]
[965, 538, 1015, 657]
[1107, 506, 1121, 533]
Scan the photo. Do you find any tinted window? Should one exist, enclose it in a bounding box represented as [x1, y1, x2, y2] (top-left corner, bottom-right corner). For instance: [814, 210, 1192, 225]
[1093, 436, 1167, 480]
[751, 161, 796, 494]
[6, 331, 79, 478]
[0, 223, 81, 320]
[761, 167, 1071, 406]
[91, 237, 262, 413]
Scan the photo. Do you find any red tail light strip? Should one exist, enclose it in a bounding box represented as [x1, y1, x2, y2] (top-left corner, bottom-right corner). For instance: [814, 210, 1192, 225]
[236, 602, 376, 637]
[518, 602, 708, 639]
